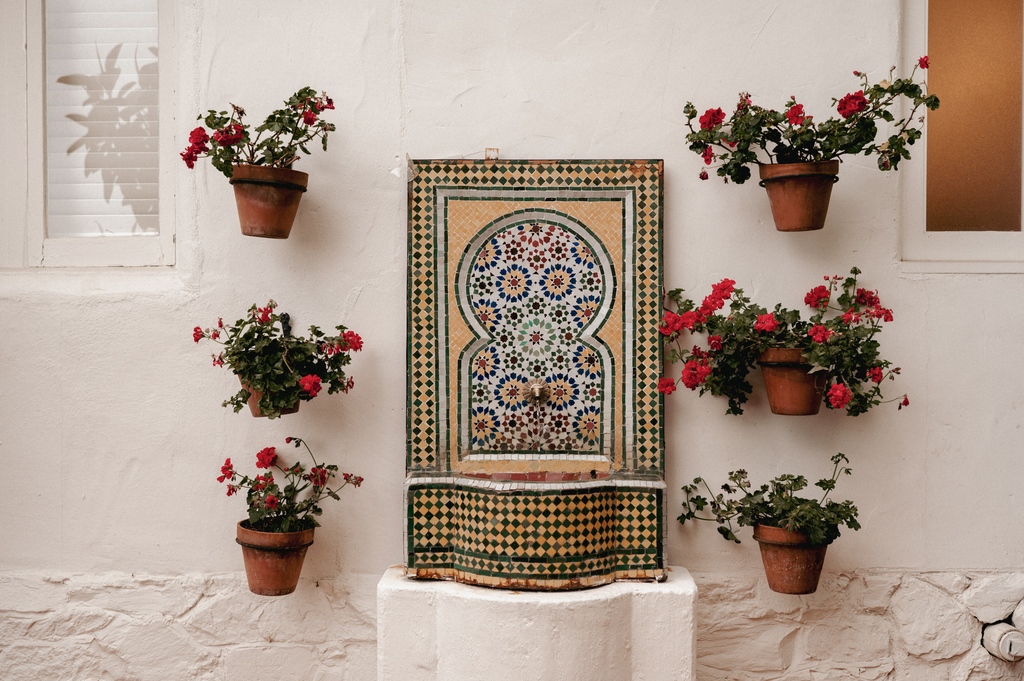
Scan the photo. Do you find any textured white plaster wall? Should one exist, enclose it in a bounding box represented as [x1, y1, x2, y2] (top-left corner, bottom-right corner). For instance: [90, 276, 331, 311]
[2, 0, 1023, 678]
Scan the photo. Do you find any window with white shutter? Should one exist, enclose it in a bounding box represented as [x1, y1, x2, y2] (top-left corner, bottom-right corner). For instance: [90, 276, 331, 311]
[46, 0, 160, 239]
[0, 0, 174, 268]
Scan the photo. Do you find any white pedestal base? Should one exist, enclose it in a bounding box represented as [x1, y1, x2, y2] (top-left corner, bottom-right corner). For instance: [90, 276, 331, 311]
[376, 566, 697, 681]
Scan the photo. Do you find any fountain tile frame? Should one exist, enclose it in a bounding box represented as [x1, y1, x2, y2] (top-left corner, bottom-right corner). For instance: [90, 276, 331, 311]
[406, 160, 665, 588]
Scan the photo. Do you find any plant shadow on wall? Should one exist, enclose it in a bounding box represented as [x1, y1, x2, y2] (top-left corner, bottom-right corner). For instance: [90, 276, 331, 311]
[56, 44, 158, 234]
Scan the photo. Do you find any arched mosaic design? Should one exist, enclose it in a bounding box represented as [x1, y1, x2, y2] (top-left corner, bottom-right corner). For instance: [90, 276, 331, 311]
[405, 159, 665, 590]
[456, 215, 615, 456]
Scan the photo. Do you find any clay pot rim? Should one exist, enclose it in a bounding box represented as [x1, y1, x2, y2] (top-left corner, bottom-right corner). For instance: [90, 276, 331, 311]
[229, 163, 309, 189]
[757, 347, 811, 365]
[753, 523, 832, 548]
[757, 160, 841, 182]
[236, 520, 315, 549]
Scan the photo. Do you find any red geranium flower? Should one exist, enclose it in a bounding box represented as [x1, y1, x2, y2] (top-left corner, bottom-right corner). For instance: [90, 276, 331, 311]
[699, 107, 726, 130]
[702, 145, 715, 165]
[753, 313, 778, 333]
[307, 466, 328, 488]
[808, 324, 833, 343]
[217, 457, 234, 483]
[255, 447, 277, 469]
[918, 55, 929, 70]
[804, 285, 830, 310]
[837, 91, 868, 118]
[299, 374, 322, 397]
[189, 127, 210, 147]
[785, 104, 806, 126]
[193, 326, 204, 343]
[699, 170, 709, 181]
[343, 330, 363, 352]
[867, 366, 885, 384]
[658, 377, 677, 395]
[264, 494, 279, 510]
[302, 110, 318, 126]
[212, 123, 244, 147]
[680, 359, 712, 390]
[855, 288, 881, 308]
[708, 335, 723, 351]
[827, 383, 853, 409]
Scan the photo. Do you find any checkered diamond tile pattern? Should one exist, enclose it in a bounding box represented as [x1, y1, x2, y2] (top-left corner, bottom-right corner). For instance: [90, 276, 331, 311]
[407, 483, 664, 586]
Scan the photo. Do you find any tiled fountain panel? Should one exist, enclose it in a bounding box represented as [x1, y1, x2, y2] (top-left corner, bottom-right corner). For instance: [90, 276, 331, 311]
[406, 160, 664, 589]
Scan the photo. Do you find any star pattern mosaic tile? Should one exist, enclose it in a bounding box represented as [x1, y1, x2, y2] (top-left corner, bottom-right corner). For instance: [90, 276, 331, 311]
[406, 160, 665, 589]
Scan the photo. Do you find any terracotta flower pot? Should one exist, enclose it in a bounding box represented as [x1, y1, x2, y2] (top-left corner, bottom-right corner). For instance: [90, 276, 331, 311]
[757, 161, 840, 232]
[757, 348, 826, 416]
[240, 379, 300, 418]
[753, 524, 828, 595]
[236, 521, 315, 596]
[229, 165, 309, 239]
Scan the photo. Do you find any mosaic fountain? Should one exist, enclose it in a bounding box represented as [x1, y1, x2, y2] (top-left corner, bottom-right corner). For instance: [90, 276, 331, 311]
[405, 159, 666, 590]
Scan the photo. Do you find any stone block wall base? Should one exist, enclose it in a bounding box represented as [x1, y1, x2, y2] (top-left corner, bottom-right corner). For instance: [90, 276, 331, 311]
[376, 565, 696, 681]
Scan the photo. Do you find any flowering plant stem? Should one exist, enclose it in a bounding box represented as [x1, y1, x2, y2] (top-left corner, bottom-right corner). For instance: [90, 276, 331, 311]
[679, 453, 860, 547]
[684, 59, 939, 183]
[193, 301, 362, 419]
[180, 87, 336, 178]
[660, 267, 907, 416]
[217, 437, 363, 533]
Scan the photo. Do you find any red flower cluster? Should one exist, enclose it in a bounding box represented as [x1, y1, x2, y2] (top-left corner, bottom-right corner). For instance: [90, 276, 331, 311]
[698, 170, 709, 181]
[299, 374, 322, 397]
[899, 394, 910, 410]
[681, 358, 712, 390]
[841, 308, 861, 325]
[307, 466, 328, 488]
[660, 310, 697, 336]
[699, 107, 725, 130]
[867, 306, 894, 322]
[855, 288, 880, 308]
[180, 127, 209, 169]
[217, 458, 234, 483]
[827, 383, 853, 409]
[867, 366, 885, 384]
[702, 146, 715, 165]
[341, 377, 355, 393]
[658, 377, 678, 395]
[837, 91, 868, 118]
[252, 473, 273, 492]
[918, 55, 929, 70]
[708, 335, 723, 351]
[808, 324, 833, 343]
[699, 279, 736, 318]
[211, 353, 224, 367]
[342, 473, 364, 487]
[343, 330, 363, 352]
[785, 104, 806, 126]
[193, 326, 204, 343]
[265, 494, 279, 510]
[212, 123, 243, 147]
[302, 110, 318, 126]
[753, 313, 778, 333]
[255, 447, 277, 469]
[804, 285, 830, 310]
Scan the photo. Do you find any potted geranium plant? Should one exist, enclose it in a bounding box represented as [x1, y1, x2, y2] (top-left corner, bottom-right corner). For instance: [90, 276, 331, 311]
[193, 300, 362, 419]
[679, 453, 860, 594]
[659, 267, 908, 416]
[218, 437, 363, 595]
[684, 58, 939, 231]
[180, 86, 336, 238]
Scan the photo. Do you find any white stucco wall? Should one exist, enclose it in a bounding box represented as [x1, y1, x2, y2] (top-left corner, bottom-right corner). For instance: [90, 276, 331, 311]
[3, 1, 1023, 678]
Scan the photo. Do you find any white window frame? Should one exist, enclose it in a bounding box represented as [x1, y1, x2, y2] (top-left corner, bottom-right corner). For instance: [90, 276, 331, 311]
[0, 0, 175, 268]
[901, 0, 1024, 273]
